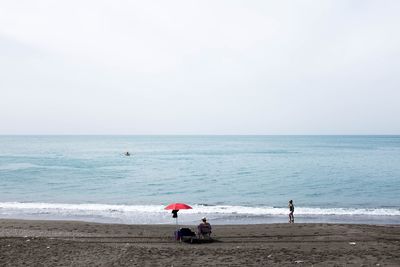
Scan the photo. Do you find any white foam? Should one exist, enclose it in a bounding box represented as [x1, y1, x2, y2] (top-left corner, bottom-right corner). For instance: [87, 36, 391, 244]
[185, 205, 400, 216]
[0, 163, 39, 171]
[0, 202, 399, 216]
[0, 163, 74, 171]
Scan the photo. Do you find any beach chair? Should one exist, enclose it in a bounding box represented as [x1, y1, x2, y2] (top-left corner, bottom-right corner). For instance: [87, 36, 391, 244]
[177, 228, 197, 243]
[197, 223, 212, 239]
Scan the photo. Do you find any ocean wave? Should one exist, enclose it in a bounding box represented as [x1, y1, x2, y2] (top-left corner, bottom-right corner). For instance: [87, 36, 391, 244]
[0, 163, 74, 171]
[0, 202, 399, 216]
[0, 163, 40, 171]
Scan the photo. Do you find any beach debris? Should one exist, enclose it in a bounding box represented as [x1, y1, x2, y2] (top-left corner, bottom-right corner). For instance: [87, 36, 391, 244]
[236, 246, 241, 249]
[349, 242, 356, 245]
[46, 246, 50, 249]
[267, 254, 273, 258]
[294, 260, 304, 264]
[26, 239, 30, 242]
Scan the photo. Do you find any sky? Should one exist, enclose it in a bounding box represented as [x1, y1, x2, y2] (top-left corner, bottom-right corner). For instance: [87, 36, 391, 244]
[1, 0, 400, 135]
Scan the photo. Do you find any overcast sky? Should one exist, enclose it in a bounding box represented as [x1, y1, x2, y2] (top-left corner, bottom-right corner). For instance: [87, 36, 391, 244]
[1, 0, 399, 134]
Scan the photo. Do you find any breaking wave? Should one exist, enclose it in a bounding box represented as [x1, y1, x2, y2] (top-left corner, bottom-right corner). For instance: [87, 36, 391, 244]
[1, 202, 399, 225]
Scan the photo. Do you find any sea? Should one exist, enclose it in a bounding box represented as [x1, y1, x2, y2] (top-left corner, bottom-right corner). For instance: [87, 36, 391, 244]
[0, 135, 399, 225]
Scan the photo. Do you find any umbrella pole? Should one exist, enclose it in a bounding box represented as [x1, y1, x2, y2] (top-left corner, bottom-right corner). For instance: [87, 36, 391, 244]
[175, 217, 179, 241]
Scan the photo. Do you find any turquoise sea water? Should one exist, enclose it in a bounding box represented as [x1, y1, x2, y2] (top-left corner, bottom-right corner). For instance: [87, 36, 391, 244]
[0, 135, 399, 224]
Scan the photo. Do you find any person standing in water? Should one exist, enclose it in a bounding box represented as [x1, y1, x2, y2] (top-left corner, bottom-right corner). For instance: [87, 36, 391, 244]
[288, 200, 294, 223]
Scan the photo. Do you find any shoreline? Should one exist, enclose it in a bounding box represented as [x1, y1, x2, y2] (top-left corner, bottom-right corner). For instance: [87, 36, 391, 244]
[1, 202, 399, 225]
[1, 215, 400, 226]
[1, 213, 400, 226]
[1, 219, 399, 266]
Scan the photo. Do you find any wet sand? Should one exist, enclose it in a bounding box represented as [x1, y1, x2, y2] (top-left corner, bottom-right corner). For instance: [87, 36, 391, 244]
[0, 219, 399, 266]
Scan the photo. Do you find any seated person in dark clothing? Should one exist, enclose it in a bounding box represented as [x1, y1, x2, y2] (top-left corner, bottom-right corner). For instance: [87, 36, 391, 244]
[197, 217, 212, 238]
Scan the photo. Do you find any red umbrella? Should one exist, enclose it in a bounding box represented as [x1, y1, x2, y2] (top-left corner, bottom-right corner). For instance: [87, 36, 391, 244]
[165, 203, 192, 229]
[164, 203, 192, 210]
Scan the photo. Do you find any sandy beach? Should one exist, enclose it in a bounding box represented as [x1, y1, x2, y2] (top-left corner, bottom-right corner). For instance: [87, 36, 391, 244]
[0, 219, 399, 266]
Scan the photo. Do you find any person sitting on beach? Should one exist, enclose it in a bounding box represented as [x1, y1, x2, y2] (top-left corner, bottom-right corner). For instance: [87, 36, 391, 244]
[197, 217, 212, 238]
[288, 200, 294, 223]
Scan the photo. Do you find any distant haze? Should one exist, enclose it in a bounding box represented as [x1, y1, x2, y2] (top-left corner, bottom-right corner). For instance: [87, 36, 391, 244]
[1, 1, 399, 135]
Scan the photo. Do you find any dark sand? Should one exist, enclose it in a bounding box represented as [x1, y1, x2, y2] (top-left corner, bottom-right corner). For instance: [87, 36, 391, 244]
[0, 219, 399, 266]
